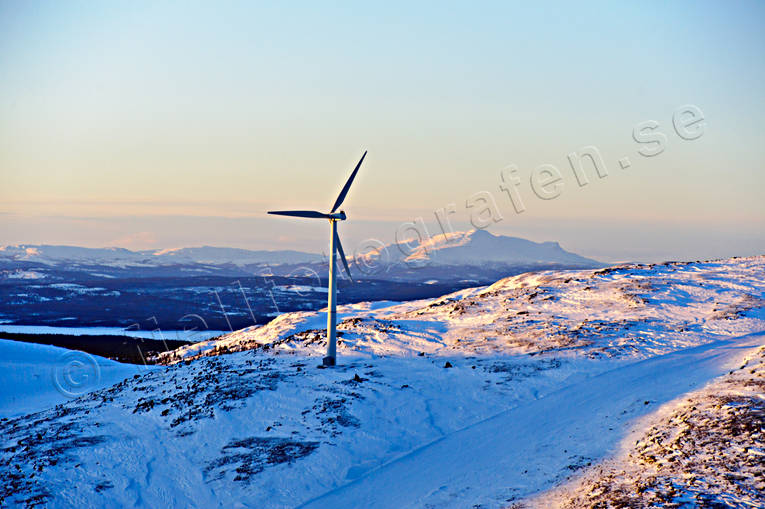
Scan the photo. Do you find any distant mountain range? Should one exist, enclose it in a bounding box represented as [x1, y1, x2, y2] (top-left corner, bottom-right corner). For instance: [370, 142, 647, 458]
[0, 245, 321, 268]
[0, 230, 599, 275]
[358, 229, 598, 267]
[0, 230, 603, 331]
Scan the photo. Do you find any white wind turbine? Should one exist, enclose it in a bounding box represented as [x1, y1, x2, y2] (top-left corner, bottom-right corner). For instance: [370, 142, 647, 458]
[268, 151, 366, 366]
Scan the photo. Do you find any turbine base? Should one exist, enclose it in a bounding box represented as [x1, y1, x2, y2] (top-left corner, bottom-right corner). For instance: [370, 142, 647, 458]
[322, 356, 336, 367]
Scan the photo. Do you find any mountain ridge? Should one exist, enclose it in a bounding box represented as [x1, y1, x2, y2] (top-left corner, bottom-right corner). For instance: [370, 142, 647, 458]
[371, 228, 599, 266]
[0, 244, 322, 267]
[0, 230, 601, 270]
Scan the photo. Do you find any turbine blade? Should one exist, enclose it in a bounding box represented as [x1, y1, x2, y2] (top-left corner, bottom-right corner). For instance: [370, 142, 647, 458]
[334, 230, 353, 283]
[330, 151, 366, 213]
[267, 210, 329, 219]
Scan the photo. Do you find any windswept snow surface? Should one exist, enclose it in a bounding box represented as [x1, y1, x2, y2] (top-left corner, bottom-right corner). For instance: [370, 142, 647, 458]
[1, 256, 764, 508]
[301, 333, 763, 509]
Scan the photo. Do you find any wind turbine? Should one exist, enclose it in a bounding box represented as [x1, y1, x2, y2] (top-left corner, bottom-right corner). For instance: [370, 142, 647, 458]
[268, 151, 366, 366]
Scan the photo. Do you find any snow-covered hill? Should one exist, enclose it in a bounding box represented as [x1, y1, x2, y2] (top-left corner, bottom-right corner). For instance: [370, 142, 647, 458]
[0, 340, 147, 419]
[358, 229, 598, 267]
[159, 255, 764, 363]
[1, 256, 763, 508]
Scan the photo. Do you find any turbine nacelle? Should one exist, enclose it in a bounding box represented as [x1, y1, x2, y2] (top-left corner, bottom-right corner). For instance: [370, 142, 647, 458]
[328, 211, 346, 221]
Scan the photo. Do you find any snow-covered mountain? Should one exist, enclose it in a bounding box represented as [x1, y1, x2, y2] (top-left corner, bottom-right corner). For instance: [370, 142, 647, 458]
[356, 228, 599, 267]
[0, 245, 151, 268]
[1, 256, 763, 507]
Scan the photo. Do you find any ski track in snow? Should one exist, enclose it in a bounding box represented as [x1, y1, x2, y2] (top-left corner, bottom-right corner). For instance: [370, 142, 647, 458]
[1, 256, 764, 508]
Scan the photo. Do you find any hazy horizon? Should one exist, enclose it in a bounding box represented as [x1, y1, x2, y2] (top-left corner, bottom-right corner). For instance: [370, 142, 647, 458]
[2, 218, 763, 265]
[2, 1, 764, 263]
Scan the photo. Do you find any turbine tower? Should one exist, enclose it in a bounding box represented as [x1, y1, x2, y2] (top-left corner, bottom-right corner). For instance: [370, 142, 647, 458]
[268, 151, 366, 366]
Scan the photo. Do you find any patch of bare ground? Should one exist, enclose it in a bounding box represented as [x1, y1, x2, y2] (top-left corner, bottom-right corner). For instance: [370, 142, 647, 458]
[522, 344, 765, 508]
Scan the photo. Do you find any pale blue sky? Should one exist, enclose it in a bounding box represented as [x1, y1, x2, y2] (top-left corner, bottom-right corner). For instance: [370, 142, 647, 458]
[1, 1, 763, 261]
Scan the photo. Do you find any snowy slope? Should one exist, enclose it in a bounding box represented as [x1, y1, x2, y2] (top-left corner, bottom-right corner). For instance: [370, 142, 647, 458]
[1, 256, 763, 508]
[300, 333, 763, 508]
[0, 340, 148, 419]
[529, 341, 765, 508]
[159, 256, 765, 363]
